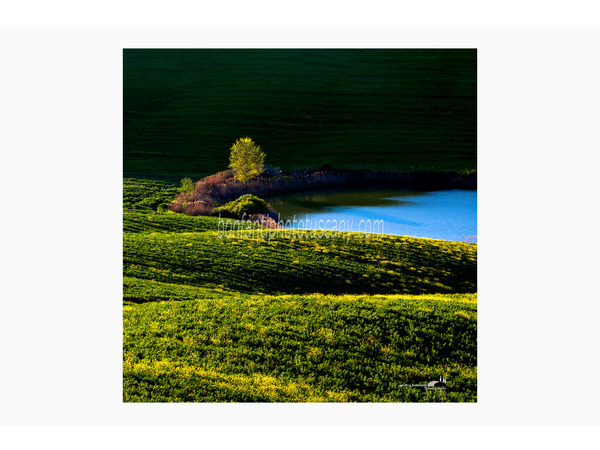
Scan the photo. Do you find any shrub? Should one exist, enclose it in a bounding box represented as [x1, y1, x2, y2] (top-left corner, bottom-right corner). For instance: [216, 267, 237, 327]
[168, 201, 183, 213]
[185, 200, 214, 216]
[180, 177, 195, 194]
[320, 162, 333, 171]
[263, 165, 282, 177]
[211, 194, 269, 219]
[228, 137, 265, 182]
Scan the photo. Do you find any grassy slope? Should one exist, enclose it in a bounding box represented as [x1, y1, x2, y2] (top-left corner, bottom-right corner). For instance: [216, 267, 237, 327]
[123, 179, 477, 402]
[124, 293, 476, 402]
[123, 178, 179, 211]
[124, 49, 476, 177]
[124, 231, 476, 296]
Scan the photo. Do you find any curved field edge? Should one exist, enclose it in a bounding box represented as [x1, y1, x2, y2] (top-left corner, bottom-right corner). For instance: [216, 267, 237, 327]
[123, 277, 478, 305]
[124, 231, 476, 295]
[124, 293, 477, 402]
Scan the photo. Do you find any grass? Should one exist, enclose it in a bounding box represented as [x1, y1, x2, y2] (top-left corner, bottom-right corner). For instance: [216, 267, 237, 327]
[124, 231, 476, 296]
[123, 177, 179, 211]
[124, 292, 476, 402]
[124, 49, 476, 177]
[123, 178, 477, 401]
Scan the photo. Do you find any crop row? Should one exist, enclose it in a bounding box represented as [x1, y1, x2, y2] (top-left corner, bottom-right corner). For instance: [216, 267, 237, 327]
[123, 231, 477, 295]
[123, 178, 179, 211]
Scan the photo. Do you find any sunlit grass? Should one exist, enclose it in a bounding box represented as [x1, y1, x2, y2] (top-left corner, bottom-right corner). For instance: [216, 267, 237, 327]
[124, 292, 477, 402]
[123, 177, 477, 402]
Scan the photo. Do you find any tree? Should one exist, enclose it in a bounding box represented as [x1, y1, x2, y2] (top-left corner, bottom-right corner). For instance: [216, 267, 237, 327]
[228, 137, 265, 182]
[180, 177, 194, 194]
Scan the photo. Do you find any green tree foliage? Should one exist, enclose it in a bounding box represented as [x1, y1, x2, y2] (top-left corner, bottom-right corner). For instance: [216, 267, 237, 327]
[180, 177, 194, 194]
[228, 137, 265, 182]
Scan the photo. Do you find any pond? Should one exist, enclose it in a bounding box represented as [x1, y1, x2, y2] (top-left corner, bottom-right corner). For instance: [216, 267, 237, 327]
[267, 189, 477, 243]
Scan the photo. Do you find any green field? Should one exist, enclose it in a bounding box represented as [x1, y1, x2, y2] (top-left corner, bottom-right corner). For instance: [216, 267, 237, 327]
[124, 230, 476, 296]
[124, 49, 476, 178]
[124, 292, 476, 402]
[123, 178, 477, 401]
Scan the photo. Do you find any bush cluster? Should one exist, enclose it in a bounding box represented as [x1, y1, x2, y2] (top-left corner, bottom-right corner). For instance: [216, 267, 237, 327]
[210, 194, 270, 219]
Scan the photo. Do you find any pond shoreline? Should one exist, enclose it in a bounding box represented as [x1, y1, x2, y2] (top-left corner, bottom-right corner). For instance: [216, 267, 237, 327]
[170, 168, 477, 217]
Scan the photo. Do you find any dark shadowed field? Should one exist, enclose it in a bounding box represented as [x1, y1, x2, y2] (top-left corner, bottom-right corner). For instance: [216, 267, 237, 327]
[124, 49, 476, 177]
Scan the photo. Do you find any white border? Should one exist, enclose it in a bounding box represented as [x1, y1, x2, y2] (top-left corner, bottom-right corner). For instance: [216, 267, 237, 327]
[1, 26, 599, 430]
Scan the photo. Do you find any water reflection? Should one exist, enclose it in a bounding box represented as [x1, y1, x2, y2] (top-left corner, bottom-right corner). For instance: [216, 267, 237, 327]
[267, 189, 477, 243]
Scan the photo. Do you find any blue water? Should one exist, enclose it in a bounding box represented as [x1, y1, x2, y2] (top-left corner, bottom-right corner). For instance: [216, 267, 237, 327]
[269, 189, 477, 242]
